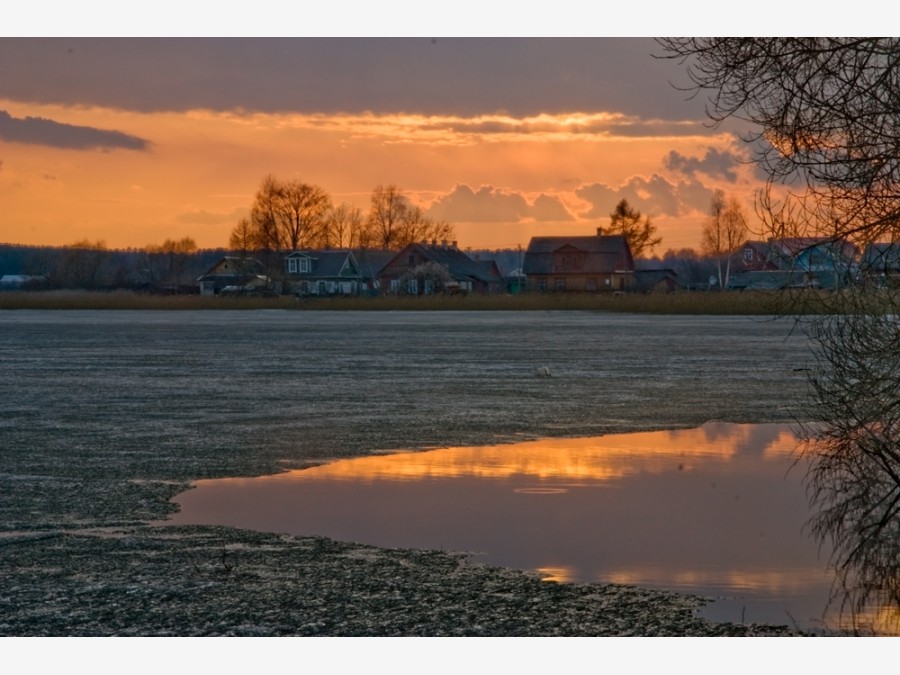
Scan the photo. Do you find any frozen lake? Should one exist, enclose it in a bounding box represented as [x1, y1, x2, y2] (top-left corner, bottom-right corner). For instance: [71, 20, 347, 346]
[165, 421, 849, 632]
[16, 309, 878, 635]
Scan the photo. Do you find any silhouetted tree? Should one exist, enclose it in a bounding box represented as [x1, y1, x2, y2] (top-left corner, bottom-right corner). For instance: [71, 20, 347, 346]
[365, 184, 454, 249]
[606, 199, 661, 258]
[324, 202, 364, 249]
[143, 237, 198, 288]
[229, 216, 255, 256]
[279, 180, 332, 250]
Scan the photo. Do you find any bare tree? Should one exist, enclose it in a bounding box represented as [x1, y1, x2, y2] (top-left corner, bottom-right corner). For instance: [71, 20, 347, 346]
[700, 190, 748, 289]
[324, 202, 364, 249]
[249, 175, 284, 254]
[228, 216, 255, 256]
[278, 179, 332, 250]
[657, 38, 900, 249]
[143, 237, 198, 288]
[366, 184, 409, 249]
[658, 37, 900, 630]
[800, 311, 900, 633]
[402, 205, 454, 247]
[365, 185, 455, 249]
[606, 198, 661, 258]
[40, 240, 112, 289]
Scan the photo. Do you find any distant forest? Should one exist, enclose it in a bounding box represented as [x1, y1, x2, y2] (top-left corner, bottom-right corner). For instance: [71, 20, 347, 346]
[0, 242, 229, 292]
[0, 242, 720, 292]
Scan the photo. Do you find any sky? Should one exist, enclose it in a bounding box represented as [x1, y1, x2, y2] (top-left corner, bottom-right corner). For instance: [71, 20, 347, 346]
[0, 29, 826, 253]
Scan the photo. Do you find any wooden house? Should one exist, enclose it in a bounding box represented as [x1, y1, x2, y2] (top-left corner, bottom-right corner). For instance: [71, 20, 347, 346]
[378, 241, 504, 295]
[284, 249, 365, 296]
[197, 257, 267, 296]
[522, 232, 634, 292]
[860, 242, 900, 288]
[731, 237, 859, 290]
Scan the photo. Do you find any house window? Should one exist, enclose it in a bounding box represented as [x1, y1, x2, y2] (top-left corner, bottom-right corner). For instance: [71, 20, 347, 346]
[586, 278, 598, 292]
[299, 258, 311, 274]
[408, 278, 418, 295]
[424, 279, 433, 295]
[554, 278, 566, 291]
[288, 258, 298, 274]
[743, 247, 754, 262]
[536, 279, 548, 292]
[390, 279, 400, 293]
[408, 254, 416, 266]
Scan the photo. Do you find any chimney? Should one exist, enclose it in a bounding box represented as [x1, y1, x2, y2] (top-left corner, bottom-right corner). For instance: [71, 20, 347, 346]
[441, 239, 448, 249]
[451, 240, 457, 249]
[596, 227, 603, 237]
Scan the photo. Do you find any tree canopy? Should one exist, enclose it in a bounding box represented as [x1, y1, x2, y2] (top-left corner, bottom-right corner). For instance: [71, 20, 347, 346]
[229, 179, 454, 254]
[606, 199, 661, 258]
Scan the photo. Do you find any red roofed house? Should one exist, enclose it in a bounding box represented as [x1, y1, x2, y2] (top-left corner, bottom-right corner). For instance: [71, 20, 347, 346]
[522, 230, 635, 292]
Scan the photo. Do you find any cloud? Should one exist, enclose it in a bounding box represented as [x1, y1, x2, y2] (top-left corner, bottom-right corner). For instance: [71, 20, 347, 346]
[0, 109, 149, 151]
[173, 207, 247, 225]
[0, 38, 702, 120]
[531, 194, 576, 221]
[576, 174, 714, 219]
[426, 184, 575, 223]
[663, 147, 742, 182]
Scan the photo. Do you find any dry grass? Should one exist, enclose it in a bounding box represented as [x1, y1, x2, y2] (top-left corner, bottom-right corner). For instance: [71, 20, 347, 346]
[0, 288, 866, 314]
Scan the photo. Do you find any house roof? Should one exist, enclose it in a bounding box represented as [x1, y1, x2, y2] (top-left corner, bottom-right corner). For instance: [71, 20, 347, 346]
[475, 259, 504, 282]
[286, 249, 357, 278]
[861, 242, 900, 271]
[355, 249, 397, 278]
[523, 235, 633, 275]
[742, 240, 772, 256]
[385, 243, 503, 284]
[633, 268, 679, 288]
[770, 237, 859, 260]
[198, 256, 264, 280]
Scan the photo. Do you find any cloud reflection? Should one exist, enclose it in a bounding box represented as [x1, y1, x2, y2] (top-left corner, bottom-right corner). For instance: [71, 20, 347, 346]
[266, 423, 799, 485]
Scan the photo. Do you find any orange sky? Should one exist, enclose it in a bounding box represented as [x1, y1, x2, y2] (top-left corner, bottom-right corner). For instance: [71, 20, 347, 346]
[0, 38, 766, 254]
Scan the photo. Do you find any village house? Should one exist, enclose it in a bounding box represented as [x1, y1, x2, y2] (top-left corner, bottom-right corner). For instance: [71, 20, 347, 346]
[859, 242, 900, 288]
[378, 241, 504, 295]
[284, 249, 367, 296]
[522, 231, 635, 292]
[730, 237, 859, 290]
[197, 257, 268, 296]
[632, 268, 680, 293]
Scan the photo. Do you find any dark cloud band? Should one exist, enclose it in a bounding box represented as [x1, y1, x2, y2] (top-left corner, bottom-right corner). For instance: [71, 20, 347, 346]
[0, 110, 149, 151]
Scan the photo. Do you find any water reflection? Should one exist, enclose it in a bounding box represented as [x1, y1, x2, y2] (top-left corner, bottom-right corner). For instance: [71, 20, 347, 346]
[165, 422, 896, 634]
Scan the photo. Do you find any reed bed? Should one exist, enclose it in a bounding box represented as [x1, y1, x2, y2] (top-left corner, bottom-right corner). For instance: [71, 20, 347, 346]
[0, 288, 868, 314]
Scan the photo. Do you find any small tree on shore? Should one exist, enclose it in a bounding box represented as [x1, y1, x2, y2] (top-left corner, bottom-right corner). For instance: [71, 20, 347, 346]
[700, 190, 748, 289]
[607, 199, 661, 258]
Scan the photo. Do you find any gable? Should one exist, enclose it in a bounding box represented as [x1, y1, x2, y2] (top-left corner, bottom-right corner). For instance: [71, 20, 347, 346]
[201, 257, 263, 278]
[524, 235, 633, 275]
[285, 250, 359, 278]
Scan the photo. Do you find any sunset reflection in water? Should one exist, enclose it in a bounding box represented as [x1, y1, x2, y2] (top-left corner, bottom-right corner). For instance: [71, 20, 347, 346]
[165, 422, 894, 634]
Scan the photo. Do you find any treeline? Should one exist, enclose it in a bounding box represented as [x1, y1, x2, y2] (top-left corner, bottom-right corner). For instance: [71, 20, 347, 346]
[636, 248, 721, 288]
[0, 240, 228, 292]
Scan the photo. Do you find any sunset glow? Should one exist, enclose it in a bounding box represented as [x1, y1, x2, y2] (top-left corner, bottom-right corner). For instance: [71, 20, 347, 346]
[0, 38, 765, 253]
